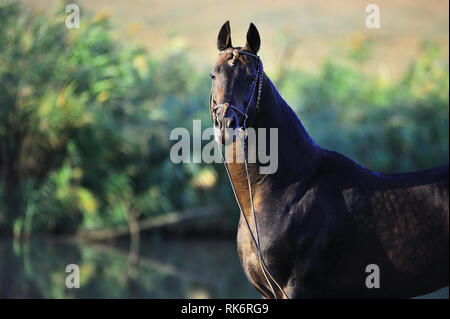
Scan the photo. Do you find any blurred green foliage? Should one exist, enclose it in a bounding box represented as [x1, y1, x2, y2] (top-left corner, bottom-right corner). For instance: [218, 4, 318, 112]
[278, 38, 449, 172]
[0, 2, 223, 237]
[0, 2, 448, 237]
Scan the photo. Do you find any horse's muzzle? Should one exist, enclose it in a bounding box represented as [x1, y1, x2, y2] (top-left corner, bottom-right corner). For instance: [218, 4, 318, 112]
[215, 103, 238, 126]
[213, 106, 240, 145]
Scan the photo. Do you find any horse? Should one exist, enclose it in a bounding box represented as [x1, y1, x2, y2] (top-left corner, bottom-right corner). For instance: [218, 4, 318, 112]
[209, 21, 449, 299]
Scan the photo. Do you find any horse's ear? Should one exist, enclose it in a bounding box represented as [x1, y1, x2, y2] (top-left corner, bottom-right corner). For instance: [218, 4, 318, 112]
[245, 23, 260, 54]
[217, 21, 232, 51]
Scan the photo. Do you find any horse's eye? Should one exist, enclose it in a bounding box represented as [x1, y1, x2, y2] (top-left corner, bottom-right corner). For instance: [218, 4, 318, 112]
[209, 73, 216, 80]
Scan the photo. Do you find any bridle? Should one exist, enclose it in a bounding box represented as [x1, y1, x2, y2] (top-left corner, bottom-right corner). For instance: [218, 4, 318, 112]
[210, 49, 290, 299]
[210, 48, 263, 129]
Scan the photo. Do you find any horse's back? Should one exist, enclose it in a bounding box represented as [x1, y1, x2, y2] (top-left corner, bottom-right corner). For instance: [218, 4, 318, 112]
[381, 163, 449, 188]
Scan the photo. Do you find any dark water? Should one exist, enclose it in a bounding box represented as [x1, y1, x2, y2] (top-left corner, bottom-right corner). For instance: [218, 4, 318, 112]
[0, 237, 259, 298]
[0, 238, 447, 299]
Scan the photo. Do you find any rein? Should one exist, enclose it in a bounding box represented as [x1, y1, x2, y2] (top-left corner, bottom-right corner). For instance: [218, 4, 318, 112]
[214, 49, 289, 299]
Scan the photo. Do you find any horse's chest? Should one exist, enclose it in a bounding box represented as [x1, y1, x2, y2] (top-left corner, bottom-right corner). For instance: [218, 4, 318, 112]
[236, 218, 277, 296]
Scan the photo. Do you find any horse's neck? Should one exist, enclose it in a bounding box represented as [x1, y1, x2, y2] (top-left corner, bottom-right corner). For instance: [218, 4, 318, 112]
[227, 73, 323, 211]
[259, 74, 322, 180]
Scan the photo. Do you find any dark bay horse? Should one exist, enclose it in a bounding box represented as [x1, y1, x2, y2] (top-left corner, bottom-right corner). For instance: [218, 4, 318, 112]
[209, 21, 449, 299]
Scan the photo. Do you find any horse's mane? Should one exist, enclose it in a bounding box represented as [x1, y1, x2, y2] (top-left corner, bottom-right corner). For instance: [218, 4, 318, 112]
[263, 73, 319, 150]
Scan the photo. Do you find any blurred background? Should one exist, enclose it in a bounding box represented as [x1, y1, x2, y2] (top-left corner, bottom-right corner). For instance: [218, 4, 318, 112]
[0, 0, 448, 298]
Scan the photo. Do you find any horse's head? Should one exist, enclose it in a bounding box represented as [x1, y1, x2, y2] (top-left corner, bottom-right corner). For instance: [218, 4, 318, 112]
[210, 21, 263, 144]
